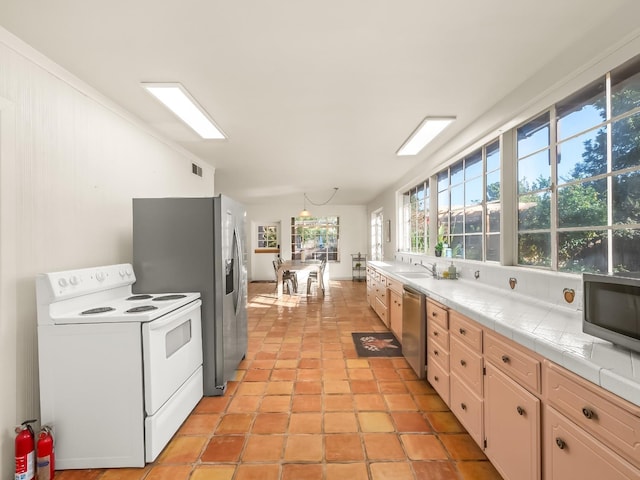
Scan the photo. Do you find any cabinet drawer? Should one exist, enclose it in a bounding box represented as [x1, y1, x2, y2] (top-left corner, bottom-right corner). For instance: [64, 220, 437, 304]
[450, 336, 483, 396]
[387, 277, 403, 295]
[545, 362, 640, 469]
[374, 297, 388, 324]
[449, 311, 482, 352]
[378, 307, 388, 326]
[484, 331, 541, 394]
[427, 300, 449, 330]
[427, 357, 450, 406]
[427, 319, 449, 351]
[427, 341, 449, 372]
[544, 406, 639, 480]
[450, 376, 484, 447]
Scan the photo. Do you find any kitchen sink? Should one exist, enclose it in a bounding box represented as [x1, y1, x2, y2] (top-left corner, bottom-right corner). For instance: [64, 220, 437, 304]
[396, 272, 433, 279]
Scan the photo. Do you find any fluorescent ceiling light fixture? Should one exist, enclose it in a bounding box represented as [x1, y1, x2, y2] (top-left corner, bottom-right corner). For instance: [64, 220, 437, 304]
[142, 82, 226, 139]
[396, 116, 455, 156]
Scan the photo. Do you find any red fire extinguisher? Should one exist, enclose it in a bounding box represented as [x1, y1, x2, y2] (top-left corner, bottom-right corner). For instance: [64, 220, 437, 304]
[15, 419, 37, 480]
[36, 426, 55, 480]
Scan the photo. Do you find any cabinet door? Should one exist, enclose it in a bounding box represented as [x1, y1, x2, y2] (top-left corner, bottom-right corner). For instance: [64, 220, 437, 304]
[545, 406, 639, 480]
[484, 362, 540, 480]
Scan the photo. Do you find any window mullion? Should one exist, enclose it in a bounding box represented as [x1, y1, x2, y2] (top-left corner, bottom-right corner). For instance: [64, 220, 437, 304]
[550, 105, 558, 271]
[606, 71, 614, 274]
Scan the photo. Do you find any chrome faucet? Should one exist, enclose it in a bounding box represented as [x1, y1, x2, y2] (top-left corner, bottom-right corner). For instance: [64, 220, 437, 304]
[415, 262, 437, 277]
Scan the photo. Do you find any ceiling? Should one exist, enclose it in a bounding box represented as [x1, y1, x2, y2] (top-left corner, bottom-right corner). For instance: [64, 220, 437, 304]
[0, 0, 637, 206]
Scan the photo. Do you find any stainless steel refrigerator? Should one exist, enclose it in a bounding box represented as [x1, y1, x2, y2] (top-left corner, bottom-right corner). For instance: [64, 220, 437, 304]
[132, 195, 247, 396]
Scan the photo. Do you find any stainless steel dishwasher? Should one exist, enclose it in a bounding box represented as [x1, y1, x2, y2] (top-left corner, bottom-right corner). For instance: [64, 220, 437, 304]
[402, 285, 426, 379]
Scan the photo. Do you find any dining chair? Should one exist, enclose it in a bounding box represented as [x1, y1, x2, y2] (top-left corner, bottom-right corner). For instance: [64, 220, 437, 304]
[306, 259, 327, 296]
[273, 260, 298, 294]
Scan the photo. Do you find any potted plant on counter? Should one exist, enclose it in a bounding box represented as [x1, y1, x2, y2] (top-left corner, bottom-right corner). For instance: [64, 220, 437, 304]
[435, 225, 448, 257]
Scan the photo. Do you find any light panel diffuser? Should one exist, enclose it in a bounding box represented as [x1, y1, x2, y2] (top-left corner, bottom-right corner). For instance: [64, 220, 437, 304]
[396, 116, 455, 156]
[142, 83, 226, 139]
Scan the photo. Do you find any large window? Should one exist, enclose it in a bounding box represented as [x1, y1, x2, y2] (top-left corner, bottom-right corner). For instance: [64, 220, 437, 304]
[401, 181, 429, 253]
[437, 140, 501, 261]
[517, 55, 640, 273]
[398, 54, 639, 274]
[291, 216, 340, 261]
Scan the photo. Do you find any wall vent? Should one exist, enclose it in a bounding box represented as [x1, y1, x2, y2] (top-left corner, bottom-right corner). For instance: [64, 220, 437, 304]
[192, 163, 203, 177]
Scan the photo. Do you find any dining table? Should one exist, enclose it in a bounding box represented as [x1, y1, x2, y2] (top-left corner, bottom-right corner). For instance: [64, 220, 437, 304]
[276, 259, 324, 297]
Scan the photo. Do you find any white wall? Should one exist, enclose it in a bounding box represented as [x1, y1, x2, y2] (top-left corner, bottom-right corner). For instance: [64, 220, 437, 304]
[0, 29, 214, 478]
[246, 203, 368, 281]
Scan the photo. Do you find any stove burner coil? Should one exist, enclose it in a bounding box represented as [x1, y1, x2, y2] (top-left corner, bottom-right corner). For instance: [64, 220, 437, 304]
[125, 305, 159, 313]
[81, 307, 116, 315]
[126, 295, 153, 301]
[152, 294, 187, 301]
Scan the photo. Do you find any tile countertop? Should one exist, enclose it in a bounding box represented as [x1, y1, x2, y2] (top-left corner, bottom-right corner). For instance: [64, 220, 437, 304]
[368, 261, 640, 407]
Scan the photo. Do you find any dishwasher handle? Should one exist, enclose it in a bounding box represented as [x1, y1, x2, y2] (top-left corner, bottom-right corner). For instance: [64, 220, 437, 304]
[403, 285, 423, 298]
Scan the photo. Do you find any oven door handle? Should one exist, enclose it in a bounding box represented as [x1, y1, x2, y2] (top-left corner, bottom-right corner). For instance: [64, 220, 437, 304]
[146, 299, 202, 331]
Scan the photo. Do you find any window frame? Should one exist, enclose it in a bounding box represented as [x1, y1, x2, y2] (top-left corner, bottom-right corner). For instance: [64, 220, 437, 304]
[436, 140, 501, 262]
[516, 56, 640, 273]
[400, 180, 430, 254]
[256, 224, 279, 250]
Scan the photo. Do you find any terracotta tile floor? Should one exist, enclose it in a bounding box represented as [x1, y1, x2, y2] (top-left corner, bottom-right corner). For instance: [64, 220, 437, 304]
[56, 280, 503, 480]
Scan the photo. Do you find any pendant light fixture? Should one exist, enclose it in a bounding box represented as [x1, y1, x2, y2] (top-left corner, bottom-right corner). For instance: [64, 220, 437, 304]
[298, 187, 339, 218]
[299, 195, 311, 218]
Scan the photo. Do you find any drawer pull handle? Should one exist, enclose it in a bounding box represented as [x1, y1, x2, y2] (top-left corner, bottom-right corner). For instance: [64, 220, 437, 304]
[434, 350, 439, 356]
[432, 311, 437, 316]
[555, 438, 566, 450]
[434, 375, 439, 382]
[501, 355, 510, 363]
[516, 406, 525, 416]
[459, 328, 466, 335]
[460, 403, 467, 411]
[582, 408, 595, 419]
[434, 331, 439, 336]
[460, 359, 466, 367]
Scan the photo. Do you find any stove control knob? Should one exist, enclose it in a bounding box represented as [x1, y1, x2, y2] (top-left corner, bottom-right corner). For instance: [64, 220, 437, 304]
[58, 278, 68, 288]
[69, 275, 79, 286]
[119, 270, 126, 278]
[125, 269, 133, 277]
[96, 271, 106, 282]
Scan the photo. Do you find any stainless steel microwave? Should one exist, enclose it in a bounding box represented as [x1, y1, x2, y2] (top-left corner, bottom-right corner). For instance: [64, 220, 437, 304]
[583, 272, 640, 354]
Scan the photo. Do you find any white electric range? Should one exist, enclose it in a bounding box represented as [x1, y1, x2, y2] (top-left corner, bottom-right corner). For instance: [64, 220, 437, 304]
[36, 263, 203, 469]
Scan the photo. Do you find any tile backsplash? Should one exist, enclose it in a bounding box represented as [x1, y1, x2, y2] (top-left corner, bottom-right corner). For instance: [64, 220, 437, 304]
[392, 253, 583, 311]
